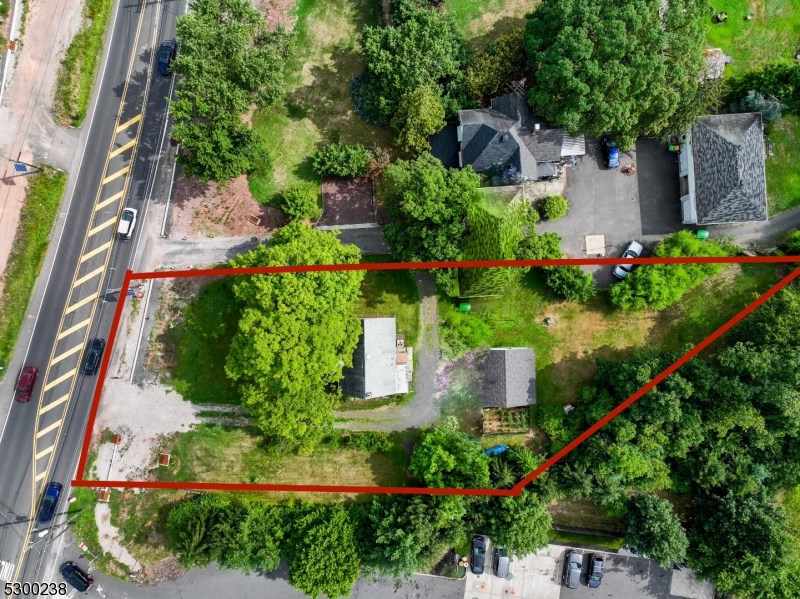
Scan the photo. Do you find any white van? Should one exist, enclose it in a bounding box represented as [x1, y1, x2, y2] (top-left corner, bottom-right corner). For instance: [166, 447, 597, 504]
[117, 208, 138, 239]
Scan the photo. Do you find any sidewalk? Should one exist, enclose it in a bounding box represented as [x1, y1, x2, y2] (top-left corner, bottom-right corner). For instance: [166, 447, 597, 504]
[0, 0, 85, 284]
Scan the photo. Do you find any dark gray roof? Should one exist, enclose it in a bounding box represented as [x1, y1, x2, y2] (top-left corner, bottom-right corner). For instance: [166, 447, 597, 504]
[691, 113, 767, 224]
[490, 93, 531, 123]
[482, 348, 536, 409]
[429, 123, 459, 169]
[517, 117, 567, 163]
[342, 318, 397, 399]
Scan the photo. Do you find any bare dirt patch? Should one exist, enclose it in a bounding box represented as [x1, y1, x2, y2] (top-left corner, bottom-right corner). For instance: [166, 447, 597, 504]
[319, 176, 375, 226]
[252, 0, 298, 31]
[170, 174, 287, 240]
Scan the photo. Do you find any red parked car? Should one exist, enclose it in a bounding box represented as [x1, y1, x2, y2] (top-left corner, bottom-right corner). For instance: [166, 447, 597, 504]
[15, 366, 38, 402]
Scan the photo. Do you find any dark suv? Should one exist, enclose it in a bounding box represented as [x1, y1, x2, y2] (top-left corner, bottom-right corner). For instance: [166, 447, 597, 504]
[601, 134, 620, 169]
[83, 338, 106, 375]
[158, 40, 177, 75]
[37, 482, 63, 524]
[588, 553, 604, 588]
[470, 536, 486, 575]
[60, 562, 93, 592]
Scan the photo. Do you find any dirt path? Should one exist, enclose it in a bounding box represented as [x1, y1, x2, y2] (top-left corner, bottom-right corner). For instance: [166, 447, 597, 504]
[334, 272, 441, 431]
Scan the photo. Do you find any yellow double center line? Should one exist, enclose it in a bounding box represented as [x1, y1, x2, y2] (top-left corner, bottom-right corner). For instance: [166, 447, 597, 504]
[14, 0, 156, 582]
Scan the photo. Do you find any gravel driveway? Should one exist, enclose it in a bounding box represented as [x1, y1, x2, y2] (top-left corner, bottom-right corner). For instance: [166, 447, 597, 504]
[334, 272, 441, 431]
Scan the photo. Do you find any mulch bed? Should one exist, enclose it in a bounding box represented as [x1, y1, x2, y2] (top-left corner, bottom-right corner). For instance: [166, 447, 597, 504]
[319, 176, 375, 227]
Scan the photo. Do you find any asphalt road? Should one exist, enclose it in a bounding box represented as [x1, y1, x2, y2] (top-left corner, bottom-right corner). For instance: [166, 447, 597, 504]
[0, 0, 183, 592]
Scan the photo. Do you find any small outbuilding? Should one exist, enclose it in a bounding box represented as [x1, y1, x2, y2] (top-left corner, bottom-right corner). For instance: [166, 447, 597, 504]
[482, 347, 536, 408]
[342, 318, 412, 399]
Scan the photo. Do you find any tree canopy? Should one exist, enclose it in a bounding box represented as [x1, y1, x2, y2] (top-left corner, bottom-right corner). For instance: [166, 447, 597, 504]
[409, 417, 491, 488]
[392, 84, 446, 154]
[383, 153, 481, 288]
[171, 0, 292, 181]
[524, 0, 708, 147]
[622, 494, 688, 567]
[225, 224, 364, 453]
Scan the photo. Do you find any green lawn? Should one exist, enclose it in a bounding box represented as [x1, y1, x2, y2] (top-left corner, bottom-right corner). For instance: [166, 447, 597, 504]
[354, 255, 420, 346]
[766, 115, 800, 214]
[443, 0, 533, 47]
[0, 167, 66, 379]
[548, 529, 626, 551]
[439, 264, 780, 406]
[156, 424, 409, 488]
[249, 0, 392, 203]
[162, 278, 242, 405]
[705, 0, 800, 77]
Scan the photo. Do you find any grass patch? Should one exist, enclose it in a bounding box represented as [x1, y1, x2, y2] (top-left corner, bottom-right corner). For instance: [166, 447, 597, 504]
[354, 255, 420, 346]
[705, 0, 800, 77]
[549, 529, 626, 551]
[443, 0, 532, 47]
[438, 264, 778, 406]
[163, 278, 241, 405]
[335, 392, 413, 411]
[548, 497, 623, 533]
[69, 487, 130, 578]
[156, 423, 409, 487]
[109, 489, 182, 566]
[0, 166, 66, 378]
[249, 0, 392, 202]
[52, 0, 113, 126]
[766, 115, 800, 214]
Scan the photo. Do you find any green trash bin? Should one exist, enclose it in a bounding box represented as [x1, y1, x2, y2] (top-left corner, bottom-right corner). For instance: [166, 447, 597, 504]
[696, 229, 709, 240]
[459, 303, 471, 313]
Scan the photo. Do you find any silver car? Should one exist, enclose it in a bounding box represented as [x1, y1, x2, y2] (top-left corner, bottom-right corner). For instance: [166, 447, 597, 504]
[612, 240, 644, 280]
[563, 550, 582, 589]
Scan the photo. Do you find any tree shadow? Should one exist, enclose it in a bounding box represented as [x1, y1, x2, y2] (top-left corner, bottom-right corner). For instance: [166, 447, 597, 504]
[466, 15, 529, 52]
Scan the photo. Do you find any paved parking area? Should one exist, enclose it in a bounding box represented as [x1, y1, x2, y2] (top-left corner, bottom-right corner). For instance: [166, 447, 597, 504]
[463, 544, 713, 599]
[536, 137, 682, 288]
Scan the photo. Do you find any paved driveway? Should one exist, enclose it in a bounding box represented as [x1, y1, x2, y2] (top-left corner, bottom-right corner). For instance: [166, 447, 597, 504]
[537, 137, 682, 288]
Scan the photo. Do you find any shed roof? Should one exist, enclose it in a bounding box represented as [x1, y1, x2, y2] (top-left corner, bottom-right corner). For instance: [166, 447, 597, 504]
[482, 348, 536, 408]
[341, 318, 398, 399]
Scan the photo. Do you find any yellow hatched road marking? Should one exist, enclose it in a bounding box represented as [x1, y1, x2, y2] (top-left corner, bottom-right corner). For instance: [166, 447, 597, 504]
[36, 420, 62, 439]
[50, 345, 83, 365]
[109, 139, 137, 158]
[35, 471, 47, 482]
[64, 292, 98, 315]
[73, 266, 105, 288]
[35, 445, 54, 460]
[88, 216, 118, 237]
[42, 368, 77, 392]
[39, 394, 70, 415]
[57, 318, 91, 340]
[115, 113, 142, 132]
[79, 241, 112, 263]
[101, 166, 130, 185]
[94, 190, 125, 212]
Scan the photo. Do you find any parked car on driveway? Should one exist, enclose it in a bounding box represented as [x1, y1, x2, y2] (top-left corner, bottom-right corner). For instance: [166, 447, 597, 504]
[602, 134, 620, 169]
[60, 561, 93, 592]
[612, 240, 644, 280]
[158, 40, 177, 75]
[37, 482, 62, 524]
[470, 536, 487, 575]
[83, 338, 106, 375]
[563, 550, 582, 589]
[15, 365, 38, 402]
[493, 546, 510, 578]
[588, 553, 604, 588]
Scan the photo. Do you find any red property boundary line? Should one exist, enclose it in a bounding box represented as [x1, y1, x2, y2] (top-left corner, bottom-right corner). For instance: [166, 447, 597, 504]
[72, 256, 800, 496]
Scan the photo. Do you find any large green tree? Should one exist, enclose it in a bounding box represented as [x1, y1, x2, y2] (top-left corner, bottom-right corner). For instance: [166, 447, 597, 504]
[524, 0, 708, 147]
[286, 504, 361, 599]
[359, 7, 471, 124]
[225, 224, 364, 453]
[482, 490, 552, 555]
[409, 417, 491, 488]
[392, 84, 446, 154]
[621, 494, 688, 567]
[171, 0, 292, 180]
[383, 153, 481, 288]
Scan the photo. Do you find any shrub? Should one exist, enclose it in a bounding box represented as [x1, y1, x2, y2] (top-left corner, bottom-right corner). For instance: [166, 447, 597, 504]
[279, 184, 319, 221]
[439, 303, 492, 356]
[392, 84, 446, 154]
[786, 229, 800, 255]
[350, 71, 384, 126]
[543, 266, 596, 302]
[312, 141, 370, 178]
[731, 90, 787, 122]
[539, 195, 569, 220]
[341, 432, 394, 452]
[465, 29, 526, 100]
[726, 59, 800, 115]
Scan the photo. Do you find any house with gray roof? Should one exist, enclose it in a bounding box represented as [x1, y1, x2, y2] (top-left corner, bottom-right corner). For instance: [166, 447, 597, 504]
[342, 318, 411, 400]
[482, 348, 536, 409]
[678, 113, 767, 225]
[429, 92, 585, 180]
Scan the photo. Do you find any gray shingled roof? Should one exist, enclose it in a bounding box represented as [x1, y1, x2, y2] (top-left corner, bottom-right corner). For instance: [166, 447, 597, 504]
[482, 348, 536, 408]
[342, 318, 397, 399]
[692, 113, 767, 225]
[429, 123, 460, 168]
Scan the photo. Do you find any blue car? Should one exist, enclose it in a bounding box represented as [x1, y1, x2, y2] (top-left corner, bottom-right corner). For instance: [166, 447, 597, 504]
[602, 134, 620, 169]
[37, 482, 63, 524]
[158, 40, 177, 75]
